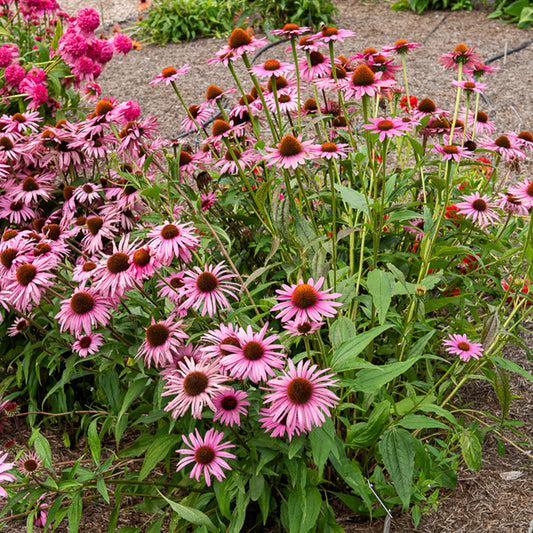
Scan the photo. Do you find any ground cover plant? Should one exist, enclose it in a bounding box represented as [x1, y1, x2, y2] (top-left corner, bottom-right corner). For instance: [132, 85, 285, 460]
[0, 9, 533, 533]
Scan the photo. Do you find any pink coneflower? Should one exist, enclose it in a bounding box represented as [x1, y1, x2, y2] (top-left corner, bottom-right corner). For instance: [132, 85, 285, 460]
[455, 192, 500, 227]
[313, 65, 349, 91]
[205, 119, 246, 145]
[12, 173, 54, 204]
[262, 359, 339, 437]
[443, 333, 483, 362]
[259, 405, 302, 440]
[72, 260, 98, 285]
[149, 64, 190, 86]
[271, 23, 311, 37]
[314, 141, 351, 160]
[156, 272, 186, 304]
[293, 35, 325, 52]
[413, 97, 447, 120]
[497, 191, 530, 216]
[510, 130, 533, 152]
[200, 191, 217, 212]
[1, 110, 41, 134]
[72, 332, 104, 358]
[342, 64, 396, 100]
[92, 235, 138, 297]
[478, 134, 526, 161]
[212, 389, 250, 427]
[180, 103, 214, 133]
[0, 242, 28, 277]
[432, 143, 472, 162]
[0, 452, 16, 497]
[382, 39, 422, 55]
[403, 218, 425, 240]
[312, 26, 355, 43]
[264, 134, 318, 170]
[284, 319, 325, 337]
[81, 215, 118, 255]
[212, 28, 267, 63]
[271, 277, 342, 323]
[137, 317, 188, 368]
[7, 316, 31, 337]
[365, 54, 402, 79]
[0, 197, 35, 225]
[162, 357, 228, 419]
[4, 256, 55, 311]
[56, 288, 113, 336]
[204, 84, 236, 105]
[200, 322, 241, 365]
[147, 220, 200, 266]
[180, 262, 239, 317]
[459, 108, 496, 136]
[17, 450, 42, 474]
[298, 51, 332, 82]
[214, 146, 259, 175]
[129, 243, 160, 280]
[72, 182, 103, 203]
[264, 89, 299, 114]
[220, 322, 285, 383]
[507, 178, 533, 208]
[362, 117, 410, 142]
[438, 43, 481, 72]
[250, 59, 294, 79]
[451, 78, 486, 94]
[175, 428, 235, 486]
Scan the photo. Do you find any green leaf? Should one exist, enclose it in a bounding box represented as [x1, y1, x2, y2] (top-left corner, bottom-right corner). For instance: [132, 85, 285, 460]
[287, 486, 322, 533]
[351, 356, 422, 394]
[29, 429, 52, 469]
[96, 478, 110, 504]
[347, 400, 390, 448]
[493, 355, 533, 383]
[309, 426, 332, 476]
[334, 184, 369, 216]
[88, 419, 101, 466]
[68, 492, 82, 533]
[329, 316, 356, 350]
[146, 516, 165, 533]
[139, 434, 180, 481]
[141, 184, 161, 200]
[367, 269, 395, 325]
[157, 490, 218, 533]
[459, 429, 482, 471]
[493, 366, 513, 422]
[101, 369, 121, 414]
[396, 414, 450, 430]
[331, 324, 393, 371]
[249, 473, 265, 501]
[379, 427, 415, 510]
[115, 378, 150, 442]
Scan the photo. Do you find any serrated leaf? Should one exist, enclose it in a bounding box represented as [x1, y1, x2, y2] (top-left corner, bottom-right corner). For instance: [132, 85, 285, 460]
[88, 419, 101, 466]
[379, 427, 415, 509]
[459, 430, 482, 471]
[68, 492, 82, 533]
[331, 324, 393, 371]
[351, 356, 422, 394]
[367, 269, 395, 325]
[157, 490, 218, 533]
[396, 414, 450, 430]
[334, 184, 369, 216]
[329, 316, 356, 350]
[141, 184, 161, 200]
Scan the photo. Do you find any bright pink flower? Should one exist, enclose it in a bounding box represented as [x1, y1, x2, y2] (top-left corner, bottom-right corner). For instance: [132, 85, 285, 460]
[220, 322, 285, 383]
[149, 64, 190, 86]
[432, 143, 472, 162]
[443, 333, 483, 362]
[311, 26, 355, 43]
[147, 220, 199, 266]
[200, 322, 241, 366]
[270, 23, 311, 37]
[262, 359, 339, 437]
[137, 317, 188, 368]
[114, 33, 132, 55]
[342, 64, 396, 100]
[0, 452, 16, 498]
[451, 78, 486, 94]
[213, 389, 250, 427]
[284, 319, 324, 337]
[211, 28, 267, 63]
[72, 333, 103, 358]
[76, 7, 100, 33]
[56, 289, 113, 336]
[507, 178, 533, 208]
[180, 262, 239, 317]
[162, 357, 228, 419]
[382, 39, 422, 55]
[249, 59, 294, 79]
[455, 192, 500, 227]
[264, 134, 319, 169]
[271, 276, 342, 323]
[362, 117, 410, 142]
[176, 428, 235, 486]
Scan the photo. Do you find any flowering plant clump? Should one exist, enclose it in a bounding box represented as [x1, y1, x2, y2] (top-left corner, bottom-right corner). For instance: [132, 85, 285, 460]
[0, 18, 532, 533]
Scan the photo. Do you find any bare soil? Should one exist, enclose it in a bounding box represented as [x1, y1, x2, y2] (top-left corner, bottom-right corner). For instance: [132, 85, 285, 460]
[2, 0, 533, 531]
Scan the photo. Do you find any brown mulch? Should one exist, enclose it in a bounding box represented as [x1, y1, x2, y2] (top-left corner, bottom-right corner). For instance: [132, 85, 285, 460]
[3, 0, 533, 530]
